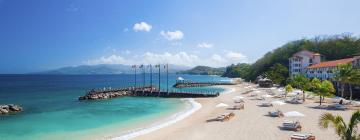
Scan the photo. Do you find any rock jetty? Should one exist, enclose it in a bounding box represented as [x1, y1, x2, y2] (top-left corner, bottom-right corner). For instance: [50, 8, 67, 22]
[79, 90, 132, 100]
[0, 104, 23, 115]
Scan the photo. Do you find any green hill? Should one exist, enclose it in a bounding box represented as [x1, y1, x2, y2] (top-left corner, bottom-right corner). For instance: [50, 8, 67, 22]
[178, 66, 225, 75]
[223, 34, 360, 82]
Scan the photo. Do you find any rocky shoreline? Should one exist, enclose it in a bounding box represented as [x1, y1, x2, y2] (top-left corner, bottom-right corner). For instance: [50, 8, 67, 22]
[0, 104, 23, 115]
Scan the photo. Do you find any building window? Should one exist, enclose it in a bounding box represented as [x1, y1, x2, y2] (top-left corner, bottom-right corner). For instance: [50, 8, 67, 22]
[309, 59, 313, 63]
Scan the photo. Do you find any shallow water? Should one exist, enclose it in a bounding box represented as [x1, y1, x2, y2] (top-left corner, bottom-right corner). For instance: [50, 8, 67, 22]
[0, 74, 228, 140]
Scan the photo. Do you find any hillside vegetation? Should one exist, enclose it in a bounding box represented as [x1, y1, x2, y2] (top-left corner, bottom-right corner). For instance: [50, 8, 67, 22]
[178, 66, 225, 75]
[223, 34, 360, 84]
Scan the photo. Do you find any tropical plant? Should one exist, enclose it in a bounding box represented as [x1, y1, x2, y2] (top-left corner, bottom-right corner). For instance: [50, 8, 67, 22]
[265, 63, 289, 86]
[348, 69, 360, 100]
[334, 64, 353, 98]
[290, 74, 311, 101]
[311, 78, 335, 105]
[285, 84, 293, 99]
[319, 110, 360, 140]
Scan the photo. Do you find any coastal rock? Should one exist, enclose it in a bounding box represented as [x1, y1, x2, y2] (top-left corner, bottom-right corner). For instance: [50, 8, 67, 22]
[0, 104, 22, 115]
[79, 90, 133, 101]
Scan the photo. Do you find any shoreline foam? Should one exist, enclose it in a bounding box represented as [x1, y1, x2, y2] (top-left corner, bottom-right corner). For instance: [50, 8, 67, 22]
[110, 98, 202, 140]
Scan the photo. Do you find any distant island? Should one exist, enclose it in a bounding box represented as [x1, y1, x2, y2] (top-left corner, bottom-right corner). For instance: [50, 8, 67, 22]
[35, 64, 190, 75]
[177, 66, 225, 75]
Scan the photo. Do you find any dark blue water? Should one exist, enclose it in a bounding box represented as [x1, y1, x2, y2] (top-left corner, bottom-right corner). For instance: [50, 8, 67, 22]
[0, 74, 228, 140]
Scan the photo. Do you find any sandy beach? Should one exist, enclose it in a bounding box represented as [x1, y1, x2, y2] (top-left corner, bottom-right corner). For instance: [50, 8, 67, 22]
[133, 83, 354, 140]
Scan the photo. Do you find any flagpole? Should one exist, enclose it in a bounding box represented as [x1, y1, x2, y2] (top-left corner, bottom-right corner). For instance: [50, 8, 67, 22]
[158, 64, 161, 94]
[150, 64, 152, 87]
[133, 65, 137, 90]
[143, 65, 145, 88]
[166, 64, 169, 94]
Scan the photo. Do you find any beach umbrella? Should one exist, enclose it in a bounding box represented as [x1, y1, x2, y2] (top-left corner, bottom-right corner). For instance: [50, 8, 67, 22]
[233, 96, 245, 100]
[262, 94, 273, 98]
[271, 100, 286, 105]
[284, 111, 305, 117]
[255, 90, 261, 93]
[215, 103, 229, 108]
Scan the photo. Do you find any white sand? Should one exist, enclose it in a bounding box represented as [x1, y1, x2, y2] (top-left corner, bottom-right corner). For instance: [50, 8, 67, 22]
[133, 83, 354, 140]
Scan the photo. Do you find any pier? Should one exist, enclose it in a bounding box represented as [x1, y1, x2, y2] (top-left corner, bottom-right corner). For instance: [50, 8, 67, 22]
[172, 81, 236, 88]
[79, 86, 220, 100]
[79, 64, 231, 101]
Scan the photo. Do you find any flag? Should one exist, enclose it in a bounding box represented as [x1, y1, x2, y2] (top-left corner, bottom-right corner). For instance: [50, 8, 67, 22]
[139, 64, 144, 68]
[155, 64, 160, 68]
[132, 65, 137, 68]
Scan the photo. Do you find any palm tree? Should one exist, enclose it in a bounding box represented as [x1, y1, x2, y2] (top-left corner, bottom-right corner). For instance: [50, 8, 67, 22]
[334, 64, 353, 98]
[348, 70, 360, 101]
[319, 110, 360, 140]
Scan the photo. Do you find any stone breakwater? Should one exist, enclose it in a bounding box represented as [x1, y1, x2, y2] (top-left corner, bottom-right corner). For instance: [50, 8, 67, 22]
[79, 90, 132, 100]
[0, 104, 23, 114]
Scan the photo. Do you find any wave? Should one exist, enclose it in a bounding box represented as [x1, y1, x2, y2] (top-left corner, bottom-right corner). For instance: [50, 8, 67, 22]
[110, 98, 202, 140]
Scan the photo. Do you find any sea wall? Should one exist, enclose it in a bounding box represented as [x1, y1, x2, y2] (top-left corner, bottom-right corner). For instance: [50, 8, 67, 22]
[79, 90, 132, 100]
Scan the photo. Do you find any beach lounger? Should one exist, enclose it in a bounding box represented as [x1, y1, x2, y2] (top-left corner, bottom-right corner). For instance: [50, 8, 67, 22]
[327, 104, 347, 110]
[207, 112, 235, 122]
[231, 103, 244, 110]
[250, 93, 257, 97]
[286, 98, 303, 104]
[291, 133, 315, 140]
[234, 99, 244, 103]
[261, 102, 273, 107]
[256, 97, 265, 100]
[268, 110, 283, 117]
[282, 120, 302, 131]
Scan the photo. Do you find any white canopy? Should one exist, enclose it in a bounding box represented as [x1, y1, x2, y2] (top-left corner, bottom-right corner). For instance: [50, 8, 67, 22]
[271, 100, 286, 105]
[216, 103, 229, 108]
[262, 94, 274, 98]
[233, 96, 245, 100]
[284, 111, 305, 117]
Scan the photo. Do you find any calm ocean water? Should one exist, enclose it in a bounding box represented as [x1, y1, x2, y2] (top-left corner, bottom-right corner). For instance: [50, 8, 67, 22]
[0, 74, 228, 140]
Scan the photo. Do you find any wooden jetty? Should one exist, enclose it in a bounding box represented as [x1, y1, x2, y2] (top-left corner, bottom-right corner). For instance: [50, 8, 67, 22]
[172, 81, 236, 88]
[79, 86, 219, 101]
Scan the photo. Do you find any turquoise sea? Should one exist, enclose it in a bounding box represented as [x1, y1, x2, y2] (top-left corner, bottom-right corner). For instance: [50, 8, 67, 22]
[0, 74, 229, 140]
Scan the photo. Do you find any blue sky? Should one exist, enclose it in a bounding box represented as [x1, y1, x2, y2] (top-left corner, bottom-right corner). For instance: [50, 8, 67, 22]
[1, 0, 360, 73]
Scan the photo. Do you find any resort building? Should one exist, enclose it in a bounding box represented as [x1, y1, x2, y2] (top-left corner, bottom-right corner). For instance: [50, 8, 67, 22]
[290, 50, 360, 80]
[289, 50, 322, 76]
[306, 58, 356, 80]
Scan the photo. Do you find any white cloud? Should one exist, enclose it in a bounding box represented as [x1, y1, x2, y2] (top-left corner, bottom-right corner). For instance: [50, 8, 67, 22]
[225, 51, 247, 62]
[160, 30, 184, 41]
[197, 42, 213, 48]
[133, 22, 152, 32]
[84, 50, 248, 67]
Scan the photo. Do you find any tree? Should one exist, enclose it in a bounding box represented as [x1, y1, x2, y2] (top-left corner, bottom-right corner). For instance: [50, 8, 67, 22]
[311, 78, 335, 105]
[285, 84, 293, 99]
[334, 64, 353, 98]
[265, 63, 289, 85]
[348, 69, 360, 101]
[290, 74, 311, 101]
[319, 110, 360, 140]
[222, 63, 251, 79]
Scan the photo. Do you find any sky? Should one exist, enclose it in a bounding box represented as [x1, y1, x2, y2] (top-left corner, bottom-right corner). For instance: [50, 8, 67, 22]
[1, 0, 360, 73]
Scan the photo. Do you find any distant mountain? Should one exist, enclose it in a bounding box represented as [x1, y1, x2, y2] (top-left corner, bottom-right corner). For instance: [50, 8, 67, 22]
[178, 66, 226, 75]
[35, 64, 190, 75]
